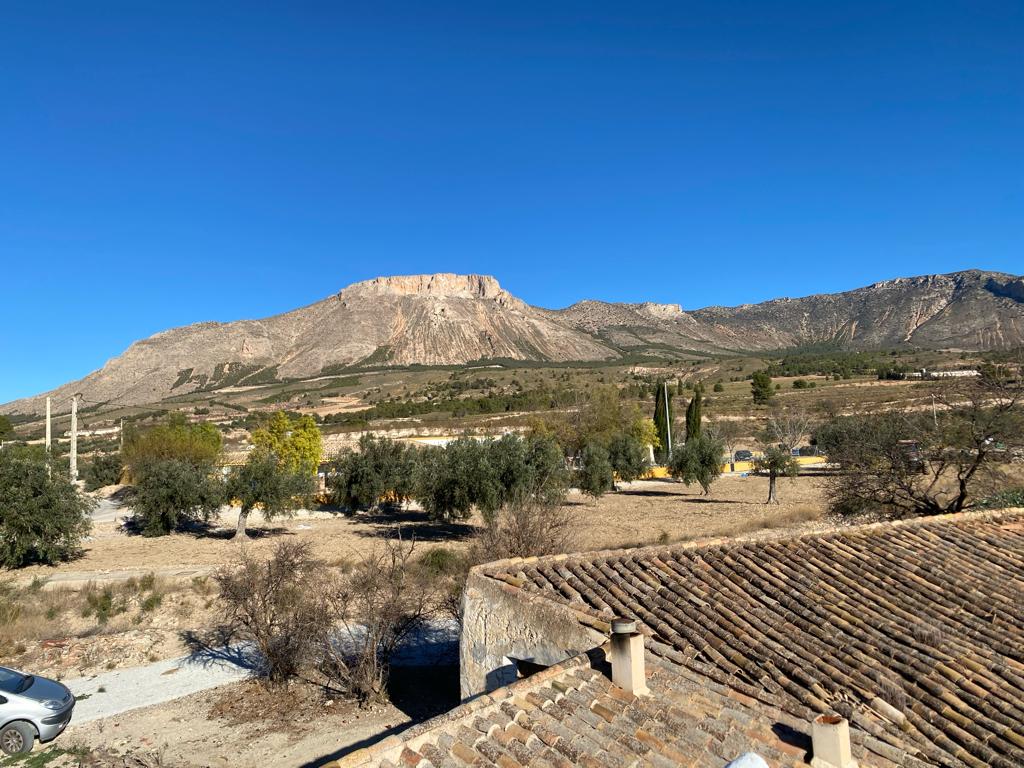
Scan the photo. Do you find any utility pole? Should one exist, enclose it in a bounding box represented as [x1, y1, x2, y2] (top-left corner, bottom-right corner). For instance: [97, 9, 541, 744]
[664, 381, 673, 459]
[70, 394, 80, 483]
[45, 396, 53, 477]
[932, 395, 938, 428]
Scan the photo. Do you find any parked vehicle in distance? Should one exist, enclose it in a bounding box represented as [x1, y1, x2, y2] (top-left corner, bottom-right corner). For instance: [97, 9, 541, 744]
[734, 450, 754, 462]
[0, 666, 75, 755]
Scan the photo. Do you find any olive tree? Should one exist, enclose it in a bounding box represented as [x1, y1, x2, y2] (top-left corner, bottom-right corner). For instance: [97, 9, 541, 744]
[0, 446, 93, 567]
[577, 443, 614, 497]
[228, 449, 316, 538]
[754, 447, 799, 504]
[329, 434, 417, 512]
[131, 458, 224, 536]
[668, 433, 724, 495]
[607, 432, 649, 486]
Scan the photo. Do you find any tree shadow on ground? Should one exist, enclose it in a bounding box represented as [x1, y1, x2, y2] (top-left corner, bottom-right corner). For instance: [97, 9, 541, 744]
[195, 525, 293, 541]
[685, 497, 750, 505]
[116, 516, 292, 541]
[299, 665, 460, 768]
[617, 489, 681, 498]
[350, 509, 476, 543]
[179, 627, 265, 674]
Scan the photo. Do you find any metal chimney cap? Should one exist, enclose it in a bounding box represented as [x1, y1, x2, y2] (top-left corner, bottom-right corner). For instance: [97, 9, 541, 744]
[611, 617, 637, 635]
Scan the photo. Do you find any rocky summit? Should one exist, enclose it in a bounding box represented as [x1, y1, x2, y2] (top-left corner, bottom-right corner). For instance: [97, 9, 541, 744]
[5, 269, 1022, 413]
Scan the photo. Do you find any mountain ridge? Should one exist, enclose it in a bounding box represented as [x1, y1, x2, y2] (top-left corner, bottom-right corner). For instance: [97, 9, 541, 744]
[4, 269, 1022, 414]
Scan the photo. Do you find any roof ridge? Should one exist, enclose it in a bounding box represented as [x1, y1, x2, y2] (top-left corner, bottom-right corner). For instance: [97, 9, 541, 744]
[476, 506, 1024, 576]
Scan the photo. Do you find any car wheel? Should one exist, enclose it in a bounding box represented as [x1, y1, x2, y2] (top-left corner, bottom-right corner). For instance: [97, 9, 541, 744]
[0, 721, 34, 755]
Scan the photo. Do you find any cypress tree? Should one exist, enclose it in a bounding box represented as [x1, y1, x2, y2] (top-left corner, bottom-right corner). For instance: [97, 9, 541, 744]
[685, 384, 703, 442]
[652, 380, 673, 464]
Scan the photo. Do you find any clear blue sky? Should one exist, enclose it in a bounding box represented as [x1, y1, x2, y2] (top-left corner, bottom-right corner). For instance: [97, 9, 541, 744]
[2, 1, 1021, 402]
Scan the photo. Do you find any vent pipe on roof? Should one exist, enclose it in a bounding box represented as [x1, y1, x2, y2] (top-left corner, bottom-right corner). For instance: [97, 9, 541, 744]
[810, 714, 858, 768]
[609, 618, 648, 695]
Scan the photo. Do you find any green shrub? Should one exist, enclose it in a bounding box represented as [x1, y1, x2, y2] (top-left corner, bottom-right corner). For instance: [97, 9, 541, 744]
[140, 593, 163, 612]
[83, 587, 126, 624]
[419, 547, 465, 576]
[84, 452, 124, 490]
[976, 487, 1024, 510]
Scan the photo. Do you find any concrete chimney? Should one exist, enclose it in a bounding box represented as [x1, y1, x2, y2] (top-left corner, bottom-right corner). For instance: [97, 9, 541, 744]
[810, 714, 858, 768]
[609, 617, 648, 695]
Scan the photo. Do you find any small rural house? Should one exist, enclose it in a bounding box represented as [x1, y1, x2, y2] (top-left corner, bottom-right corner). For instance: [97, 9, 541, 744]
[341, 510, 1024, 768]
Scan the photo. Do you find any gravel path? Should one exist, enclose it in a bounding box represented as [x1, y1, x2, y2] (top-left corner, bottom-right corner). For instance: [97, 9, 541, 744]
[65, 645, 256, 724]
[62, 620, 458, 724]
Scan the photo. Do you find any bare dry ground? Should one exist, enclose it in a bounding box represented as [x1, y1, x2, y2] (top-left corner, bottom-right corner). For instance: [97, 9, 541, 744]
[14, 475, 828, 581]
[57, 668, 460, 768]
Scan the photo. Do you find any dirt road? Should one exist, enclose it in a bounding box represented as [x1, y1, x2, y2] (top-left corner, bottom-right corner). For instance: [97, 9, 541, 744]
[66, 645, 255, 724]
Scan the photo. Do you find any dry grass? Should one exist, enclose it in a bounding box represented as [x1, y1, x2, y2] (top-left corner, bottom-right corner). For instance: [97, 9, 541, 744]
[573, 474, 830, 552]
[0, 574, 202, 677]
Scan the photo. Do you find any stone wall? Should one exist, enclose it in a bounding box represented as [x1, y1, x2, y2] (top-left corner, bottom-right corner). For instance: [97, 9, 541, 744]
[460, 567, 604, 698]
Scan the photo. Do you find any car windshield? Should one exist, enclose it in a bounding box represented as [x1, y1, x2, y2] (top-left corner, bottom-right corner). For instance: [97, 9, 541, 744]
[0, 667, 32, 694]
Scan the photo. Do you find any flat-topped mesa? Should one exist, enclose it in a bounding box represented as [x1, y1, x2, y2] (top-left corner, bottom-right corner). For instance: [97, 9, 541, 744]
[340, 273, 506, 300]
[637, 302, 684, 318]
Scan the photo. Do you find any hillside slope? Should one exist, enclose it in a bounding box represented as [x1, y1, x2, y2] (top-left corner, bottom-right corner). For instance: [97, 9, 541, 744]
[553, 270, 1024, 353]
[4, 270, 1022, 414]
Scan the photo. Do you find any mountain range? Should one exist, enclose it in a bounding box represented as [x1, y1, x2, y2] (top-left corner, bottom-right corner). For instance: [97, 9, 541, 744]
[5, 269, 1022, 414]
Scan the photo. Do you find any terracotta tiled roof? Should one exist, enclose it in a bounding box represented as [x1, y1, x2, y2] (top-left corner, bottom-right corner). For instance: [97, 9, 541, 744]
[339, 510, 1024, 768]
[479, 509, 1024, 768]
[339, 646, 918, 768]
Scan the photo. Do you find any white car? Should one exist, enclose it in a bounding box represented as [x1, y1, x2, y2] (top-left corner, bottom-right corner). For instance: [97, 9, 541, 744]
[0, 666, 75, 755]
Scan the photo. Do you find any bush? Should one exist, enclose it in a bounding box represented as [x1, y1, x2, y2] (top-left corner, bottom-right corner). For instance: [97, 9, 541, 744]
[323, 536, 441, 703]
[418, 547, 465, 576]
[792, 379, 816, 390]
[976, 487, 1024, 510]
[84, 452, 124, 491]
[0, 446, 93, 568]
[131, 458, 224, 536]
[217, 537, 444, 702]
[216, 541, 332, 685]
[473, 496, 577, 562]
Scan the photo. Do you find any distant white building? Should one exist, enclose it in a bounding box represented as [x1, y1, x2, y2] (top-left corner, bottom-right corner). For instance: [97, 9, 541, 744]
[907, 368, 980, 380]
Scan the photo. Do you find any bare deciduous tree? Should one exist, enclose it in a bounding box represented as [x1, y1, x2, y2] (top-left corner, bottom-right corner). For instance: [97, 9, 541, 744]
[321, 534, 441, 704]
[817, 367, 1023, 516]
[766, 406, 816, 454]
[215, 541, 332, 685]
[216, 535, 440, 705]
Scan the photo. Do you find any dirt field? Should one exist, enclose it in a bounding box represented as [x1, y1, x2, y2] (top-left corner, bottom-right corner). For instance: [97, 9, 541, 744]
[53, 666, 459, 768]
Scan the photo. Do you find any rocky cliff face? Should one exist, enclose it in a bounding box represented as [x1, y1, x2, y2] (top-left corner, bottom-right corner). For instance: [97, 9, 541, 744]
[4, 270, 1022, 413]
